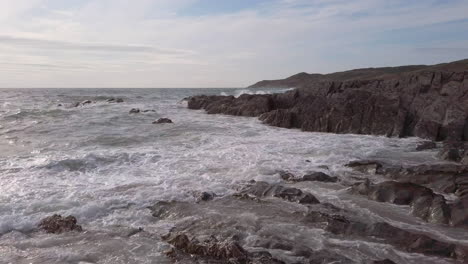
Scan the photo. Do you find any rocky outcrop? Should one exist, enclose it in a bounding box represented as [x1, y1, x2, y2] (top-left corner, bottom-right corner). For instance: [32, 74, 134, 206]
[279, 171, 337, 183]
[149, 193, 468, 263]
[153, 118, 173, 124]
[188, 69, 468, 142]
[129, 108, 140, 114]
[106, 98, 124, 103]
[352, 180, 451, 225]
[235, 181, 320, 204]
[38, 214, 82, 234]
[303, 210, 468, 261]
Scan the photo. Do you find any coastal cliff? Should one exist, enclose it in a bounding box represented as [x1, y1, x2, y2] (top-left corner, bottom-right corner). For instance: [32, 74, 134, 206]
[189, 60, 468, 142]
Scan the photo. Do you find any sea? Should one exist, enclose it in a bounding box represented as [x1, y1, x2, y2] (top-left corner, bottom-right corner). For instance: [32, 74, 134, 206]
[0, 88, 465, 264]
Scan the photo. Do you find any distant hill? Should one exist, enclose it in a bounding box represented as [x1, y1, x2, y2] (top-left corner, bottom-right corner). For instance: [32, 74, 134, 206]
[248, 59, 468, 88]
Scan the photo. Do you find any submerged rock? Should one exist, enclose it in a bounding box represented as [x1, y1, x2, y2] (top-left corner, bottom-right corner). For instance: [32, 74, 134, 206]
[196, 191, 216, 202]
[352, 180, 451, 225]
[303, 210, 467, 261]
[415, 141, 437, 151]
[74, 100, 93, 107]
[166, 233, 249, 261]
[153, 118, 173, 124]
[302, 172, 338, 183]
[106, 98, 124, 103]
[236, 181, 319, 204]
[438, 141, 468, 162]
[345, 160, 384, 174]
[38, 214, 82, 234]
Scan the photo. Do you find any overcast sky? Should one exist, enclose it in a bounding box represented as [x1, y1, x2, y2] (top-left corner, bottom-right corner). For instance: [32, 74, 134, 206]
[1, 0, 468, 88]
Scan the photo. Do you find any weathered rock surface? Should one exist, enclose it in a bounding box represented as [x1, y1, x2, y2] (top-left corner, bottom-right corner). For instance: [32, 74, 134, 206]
[236, 181, 320, 204]
[74, 100, 93, 107]
[129, 108, 140, 114]
[149, 193, 468, 263]
[416, 141, 437, 151]
[106, 98, 124, 103]
[352, 180, 451, 224]
[164, 233, 284, 264]
[303, 210, 468, 261]
[153, 118, 173, 124]
[38, 214, 82, 234]
[280, 171, 338, 183]
[345, 160, 384, 174]
[188, 66, 468, 142]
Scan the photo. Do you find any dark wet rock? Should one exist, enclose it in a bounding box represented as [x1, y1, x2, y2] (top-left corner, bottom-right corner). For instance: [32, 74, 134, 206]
[129, 108, 140, 114]
[237, 181, 320, 204]
[149, 194, 468, 263]
[153, 118, 173, 124]
[279, 171, 337, 183]
[303, 211, 466, 261]
[352, 180, 451, 224]
[302, 172, 338, 183]
[149, 201, 175, 219]
[197, 191, 216, 202]
[415, 141, 437, 151]
[165, 233, 286, 263]
[188, 68, 468, 142]
[106, 98, 124, 103]
[278, 170, 295, 181]
[450, 196, 468, 228]
[345, 160, 383, 174]
[188, 94, 272, 117]
[74, 100, 93, 107]
[438, 141, 468, 162]
[373, 259, 396, 264]
[166, 233, 249, 262]
[379, 163, 468, 196]
[126, 227, 144, 237]
[38, 214, 82, 234]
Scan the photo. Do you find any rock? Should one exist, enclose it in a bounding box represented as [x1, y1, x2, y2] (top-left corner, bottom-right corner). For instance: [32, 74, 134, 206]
[197, 191, 215, 202]
[74, 100, 93, 107]
[438, 141, 467, 162]
[351, 180, 451, 224]
[278, 170, 295, 181]
[415, 141, 437, 151]
[107, 98, 124, 103]
[345, 160, 383, 174]
[38, 214, 82, 234]
[188, 68, 468, 142]
[302, 172, 338, 183]
[303, 211, 466, 261]
[373, 259, 396, 264]
[153, 118, 173, 124]
[129, 108, 140, 114]
[166, 233, 249, 261]
[236, 181, 319, 204]
[450, 196, 468, 228]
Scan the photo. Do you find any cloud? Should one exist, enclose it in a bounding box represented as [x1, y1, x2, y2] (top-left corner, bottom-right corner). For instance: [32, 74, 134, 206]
[0, 0, 468, 88]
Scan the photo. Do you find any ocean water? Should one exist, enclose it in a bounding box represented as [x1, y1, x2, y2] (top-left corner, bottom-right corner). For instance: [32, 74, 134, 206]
[0, 88, 465, 264]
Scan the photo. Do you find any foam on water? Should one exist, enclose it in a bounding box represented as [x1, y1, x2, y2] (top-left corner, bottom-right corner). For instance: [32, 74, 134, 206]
[0, 88, 463, 263]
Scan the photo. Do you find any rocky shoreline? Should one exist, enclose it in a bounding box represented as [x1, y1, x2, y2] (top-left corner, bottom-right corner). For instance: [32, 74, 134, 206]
[178, 64, 468, 263]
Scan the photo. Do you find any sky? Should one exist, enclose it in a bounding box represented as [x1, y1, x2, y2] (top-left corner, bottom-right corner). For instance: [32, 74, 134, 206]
[0, 0, 468, 88]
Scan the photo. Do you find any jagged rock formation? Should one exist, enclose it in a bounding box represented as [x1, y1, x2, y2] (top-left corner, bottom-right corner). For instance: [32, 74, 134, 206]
[188, 61, 468, 142]
[38, 214, 82, 234]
